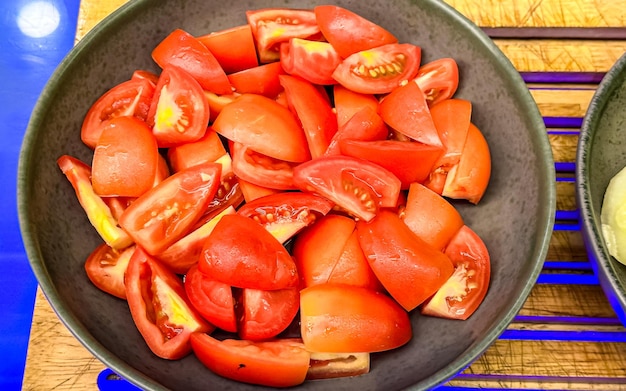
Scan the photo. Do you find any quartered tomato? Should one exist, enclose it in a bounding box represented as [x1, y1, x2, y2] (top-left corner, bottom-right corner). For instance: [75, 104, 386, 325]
[196, 24, 259, 74]
[166, 128, 226, 173]
[325, 106, 388, 156]
[238, 178, 281, 203]
[357, 210, 454, 311]
[280, 38, 342, 85]
[118, 163, 222, 255]
[314, 5, 398, 58]
[293, 155, 402, 222]
[332, 84, 379, 128]
[414, 57, 459, 106]
[191, 334, 311, 388]
[125, 247, 213, 360]
[332, 43, 421, 94]
[237, 192, 334, 243]
[152, 28, 232, 94]
[230, 141, 298, 190]
[81, 78, 155, 149]
[421, 225, 491, 320]
[146, 65, 210, 148]
[198, 214, 299, 290]
[300, 283, 411, 353]
[84, 244, 135, 299]
[91, 116, 159, 197]
[246, 8, 320, 63]
[227, 62, 285, 98]
[238, 287, 300, 341]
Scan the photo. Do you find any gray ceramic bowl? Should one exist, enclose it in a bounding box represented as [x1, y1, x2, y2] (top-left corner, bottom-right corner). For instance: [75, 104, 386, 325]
[17, 0, 555, 390]
[577, 52, 626, 326]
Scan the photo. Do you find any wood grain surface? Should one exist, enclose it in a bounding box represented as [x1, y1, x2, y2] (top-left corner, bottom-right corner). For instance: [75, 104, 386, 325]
[22, 0, 626, 390]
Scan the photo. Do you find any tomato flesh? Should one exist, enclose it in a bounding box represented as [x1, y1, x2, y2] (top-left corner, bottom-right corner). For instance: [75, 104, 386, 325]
[84, 244, 135, 299]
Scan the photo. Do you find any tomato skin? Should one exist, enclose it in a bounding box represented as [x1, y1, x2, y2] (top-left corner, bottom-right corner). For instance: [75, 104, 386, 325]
[332, 43, 421, 94]
[152, 29, 232, 95]
[314, 5, 398, 58]
[237, 192, 334, 243]
[146, 65, 210, 148]
[230, 141, 298, 191]
[125, 247, 213, 360]
[280, 38, 342, 85]
[166, 128, 226, 173]
[198, 214, 298, 290]
[85, 244, 135, 299]
[190, 333, 310, 388]
[300, 283, 412, 353]
[238, 287, 300, 341]
[414, 58, 459, 106]
[91, 116, 159, 197]
[339, 139, 443, 189]
[333, 84, 379, 128]
[279, 74, 338, 159]
[246, 8, 320, 63]
[421, 225, 491, 320]
[293, 155, 402, 222]
[118, 163, 222, 256]
[57, 155, 133, 249]
[213, 94, 310, 163]
[356, 210, 454, 311]
[81, 78, 155, 149]
[325, 106, 388, 156]
[196, 24, 259, 74]
[227, 62, 285, 98]
[184, 264, 237, 332]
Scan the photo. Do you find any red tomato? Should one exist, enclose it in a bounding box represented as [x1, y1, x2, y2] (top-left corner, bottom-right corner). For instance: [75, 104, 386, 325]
[300, 284, 411, 353]
[80, 78, 155, 149]
[204, 91, 240, 122]
[339, 139, 443, 189]
[146, 65, 210, 148]
[198, 214, 299, 290]
[238, 287, 300, 341]
[238, 177, 280, 203]
[151, 29, 232, 94]
[325, 106, 388, 156]
[196, 25, 259, 74]
[442, 122, 491, 204]
[213, 94, 310, 163]
[227, 62, 285, 98]
[157, 206, 235, 274]
[280, 38, 342, 85]
[190, 333, 310, 388]
[125, 247, 212, 360]
[230, 141, 298, 190]
[246, 8, 320, 63]
[91, 116, 159, 197]
[84, 244, 134, 299]
[204, 161, 245, 220]
[279, 74, 337, 159]
[118, 163, 222, 255]
[400, 182, 464, 250]
[314, 5, 398, 58]
[414, 58, 459, 106]
[356, 210, 454, 311]
[379, 80, 442, 148]
[332, 43, 421, 94]
[237, 192, 334, 243]
[131, 69, 160, 85]
[329, 229, 383, 291]
[57, 155, 133, 249]
[333, 84, 379, 128]
[184, 264, 237, 332]
[292, 155, 402, 222]
[166, 128, 226, 173]
[421, 225, 491, 320]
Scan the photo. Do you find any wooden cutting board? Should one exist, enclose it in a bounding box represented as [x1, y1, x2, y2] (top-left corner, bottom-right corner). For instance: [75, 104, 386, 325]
[22, 1, 626, 390]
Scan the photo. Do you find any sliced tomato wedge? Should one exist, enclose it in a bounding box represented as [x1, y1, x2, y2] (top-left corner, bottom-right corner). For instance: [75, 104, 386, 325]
[414, 58, 460, 106]
[238, 287, 300, 341]
[421, 225, 491, 320]
[238, 177, 280, 203]
[314, 5, 398, 58]
[332, 43, 421, 94]
[80, 78, 155, 149]
[246, 8, 320, 63]
[118, 163, 222, 255]
[227, 62, 285, 98]
[230, 141, 298, 190]
[152, 28, 232, 94]
[191, 333, 310, 388]
[293, 155, 401, 222]
[125, 247, 212, 360]
[325, 106, 388, 156]
[280, 38, 342, 85]
[237, 192, 334, 243]
[196, 24, 259, 74]
[84, 244, 135, 299]
[166, 128, 226, 173]
[332, 84, 379, 128]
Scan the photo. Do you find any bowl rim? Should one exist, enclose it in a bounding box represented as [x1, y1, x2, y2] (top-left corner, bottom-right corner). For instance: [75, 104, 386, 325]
[17, 0, 555, 390]
[576, 51, 626, 326]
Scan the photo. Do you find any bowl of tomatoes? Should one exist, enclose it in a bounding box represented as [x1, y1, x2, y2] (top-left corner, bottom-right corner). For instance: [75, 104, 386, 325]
[18, 0, 555, 390]
[577, 52, 626, 326]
